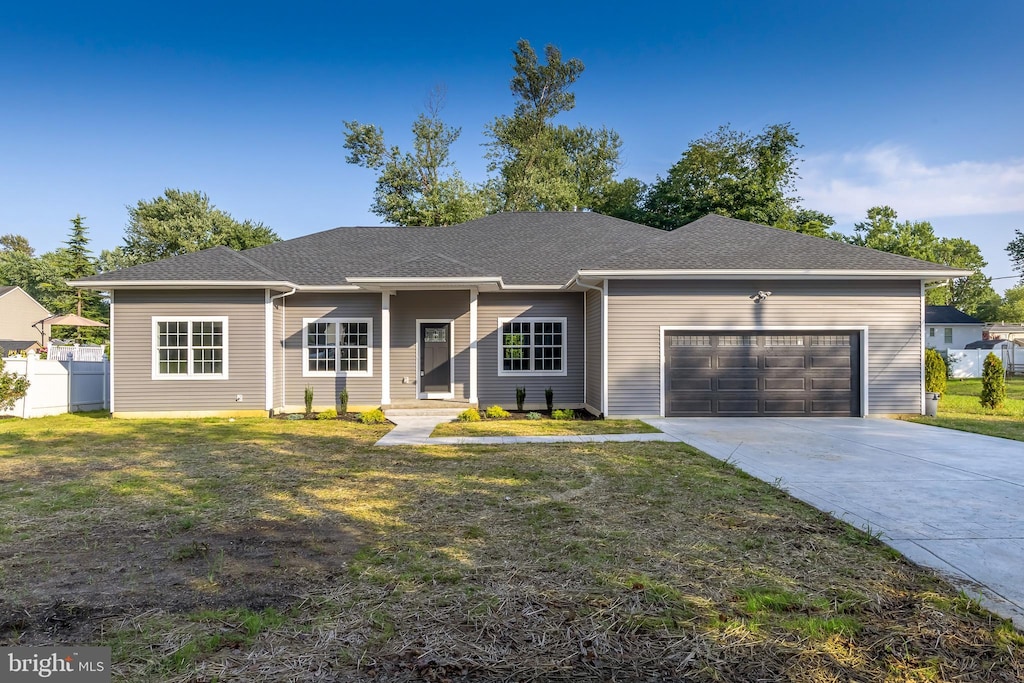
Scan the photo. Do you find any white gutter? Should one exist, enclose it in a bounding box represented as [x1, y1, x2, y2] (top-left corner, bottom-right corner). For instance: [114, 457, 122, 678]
[70, 279, 299, 290]
[572, 277, 607, 418]
[576, 269, 976, 280]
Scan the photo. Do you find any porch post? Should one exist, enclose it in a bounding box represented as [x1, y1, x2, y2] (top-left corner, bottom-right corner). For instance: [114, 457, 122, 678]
[469, 288, 478, 405]
[381, 291, 391, 405]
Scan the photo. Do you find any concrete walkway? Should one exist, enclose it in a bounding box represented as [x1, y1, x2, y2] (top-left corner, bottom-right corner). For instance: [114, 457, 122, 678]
[375, 414, 678, 446]
[647, 417, 1024, 628]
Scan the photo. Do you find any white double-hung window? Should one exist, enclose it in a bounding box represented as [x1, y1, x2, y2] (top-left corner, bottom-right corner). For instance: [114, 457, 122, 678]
[498, 317, 567, 376]
[303, 318, 372, 377]
[152, 317, 228, 379]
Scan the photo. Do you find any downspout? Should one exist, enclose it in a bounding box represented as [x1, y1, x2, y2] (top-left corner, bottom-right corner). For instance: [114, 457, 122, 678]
[573, 277, 605, 418]
[270, 288, 297, 413]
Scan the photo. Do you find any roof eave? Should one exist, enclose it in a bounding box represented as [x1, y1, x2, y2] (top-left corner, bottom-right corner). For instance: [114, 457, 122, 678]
[69, 279, 299, 291]
[575, 269, 974, 280]
[344, 276, 506, 292]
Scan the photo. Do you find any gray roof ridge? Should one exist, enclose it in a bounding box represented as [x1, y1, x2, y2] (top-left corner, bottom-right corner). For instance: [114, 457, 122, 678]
[229, 246, 292, 281]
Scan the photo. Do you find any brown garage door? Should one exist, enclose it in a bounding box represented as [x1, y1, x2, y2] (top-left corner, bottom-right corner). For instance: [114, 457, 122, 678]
[664, 332, 860, 416]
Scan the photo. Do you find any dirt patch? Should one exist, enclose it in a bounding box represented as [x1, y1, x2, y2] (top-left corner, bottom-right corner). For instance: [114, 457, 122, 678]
[1, 519, 362, 644]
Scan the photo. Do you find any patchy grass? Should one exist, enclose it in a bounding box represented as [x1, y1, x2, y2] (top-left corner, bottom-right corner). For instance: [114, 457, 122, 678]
[903, 377, 1024, 441]
[431, 417, 660, 437]
[0, 413, 1021, 682]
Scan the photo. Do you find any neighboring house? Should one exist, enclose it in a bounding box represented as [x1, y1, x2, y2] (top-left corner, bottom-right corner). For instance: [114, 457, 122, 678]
[924, 305, 985, 352]
[986, 323, 1024, 343]
[72, 213, 969, 419]
[0, 285, 50, 352]
[963, 339, 1024, 350]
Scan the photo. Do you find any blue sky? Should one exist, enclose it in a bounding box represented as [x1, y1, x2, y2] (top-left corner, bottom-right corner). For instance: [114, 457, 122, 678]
[2, 1, 1022, 289]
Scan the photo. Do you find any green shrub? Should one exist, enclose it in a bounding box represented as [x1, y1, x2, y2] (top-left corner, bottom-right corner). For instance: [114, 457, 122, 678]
[316, 408, 338, 420]
[980, 353, 1006, 409]
[515, 386, 526, 411]
[0, 356, 29, 411]
[304, 385, 314, 416]
[339, 388, 349, 414]
[357, 408, 388, 425]
[924, 348, 947, 395]
[545, 386, 554, 412]
[525, 411, 543, 420]
[484, 405, 510, 419]
[551, 408, 575, 420]
[457, 408, 481, 422]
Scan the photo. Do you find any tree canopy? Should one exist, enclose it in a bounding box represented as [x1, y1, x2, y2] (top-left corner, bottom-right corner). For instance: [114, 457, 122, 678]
[1008, 229, 1024, 281]
[343, 88, 492, 226]
[107, 189, 279, 268]
[641, 123, 808, 230]
[844, 206, 996, 316]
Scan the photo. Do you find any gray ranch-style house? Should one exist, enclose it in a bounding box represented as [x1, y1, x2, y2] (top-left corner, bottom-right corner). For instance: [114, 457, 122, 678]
[72, 213, 969, 419]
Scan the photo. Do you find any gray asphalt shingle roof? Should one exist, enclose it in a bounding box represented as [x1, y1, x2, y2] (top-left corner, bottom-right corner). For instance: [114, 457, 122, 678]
[74, 212, 962, 287]
[925, 305, 984, 325]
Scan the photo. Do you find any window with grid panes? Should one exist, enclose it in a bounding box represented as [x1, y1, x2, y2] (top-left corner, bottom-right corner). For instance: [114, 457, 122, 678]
[304, 319, 371, 376]
[154, 318, 226, 378]
[499, 318, 566, 375]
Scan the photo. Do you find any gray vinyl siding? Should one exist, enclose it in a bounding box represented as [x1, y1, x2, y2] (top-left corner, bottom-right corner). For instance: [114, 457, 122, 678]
[280, 293, 382, 408]
[111, 289, 267, 413]
[389, 290, 471, 402]
[606, 280, 922, 416]
[478, 292, 584, 409]
[584, 287, 602, 413]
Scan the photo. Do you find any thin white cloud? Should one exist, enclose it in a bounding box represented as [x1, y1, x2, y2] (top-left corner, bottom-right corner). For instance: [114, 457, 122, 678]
[798, 145, 1024, 222]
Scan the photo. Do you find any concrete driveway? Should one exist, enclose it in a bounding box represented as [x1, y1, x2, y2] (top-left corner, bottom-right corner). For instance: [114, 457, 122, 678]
[646, 417, 1024, 628]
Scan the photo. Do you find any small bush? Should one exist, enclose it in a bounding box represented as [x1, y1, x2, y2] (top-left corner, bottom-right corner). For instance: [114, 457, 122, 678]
[457, 408, 481, 422]
[339, 389, 349, 414]
[484, 405, 510, 419]
[0, 356, 29, 411]
[515, 386, 526, 411]
[545, 386, 554, 412]
[551, 408, 575, 421]
[316, 408, 338, 420]
[980, 353, 1006, 409]
[924, 348, 946, 395]
[357, 408, 388, 425]
[525, 411, 543, 420]
[304, 385, 314, 416]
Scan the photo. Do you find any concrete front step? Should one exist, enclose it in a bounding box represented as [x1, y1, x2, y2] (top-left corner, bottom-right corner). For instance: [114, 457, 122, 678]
[384, 408, 465, 418]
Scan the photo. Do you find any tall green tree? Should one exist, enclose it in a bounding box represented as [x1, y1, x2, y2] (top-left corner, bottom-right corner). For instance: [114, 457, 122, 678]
[44, 216, 107, 343]
[0, 234, 34, 256]
[642, 123, 807, 229]
[845, 207, 995, 316]
[486, 40, 622, 212]
[1007, 228, 1024, 281]
[118, 189, 278, 265]
[343, 88, 492, 226]
[994, 284, 1024, 322]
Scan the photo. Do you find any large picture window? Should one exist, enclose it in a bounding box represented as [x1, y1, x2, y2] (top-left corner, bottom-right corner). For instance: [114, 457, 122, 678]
[303, 318, 372, 377]
[498, 317, 567, 376]
[152, 317, 228, 379]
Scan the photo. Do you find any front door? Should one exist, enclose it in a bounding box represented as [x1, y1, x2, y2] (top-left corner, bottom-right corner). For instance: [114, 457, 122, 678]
[419, 322, 452, 397]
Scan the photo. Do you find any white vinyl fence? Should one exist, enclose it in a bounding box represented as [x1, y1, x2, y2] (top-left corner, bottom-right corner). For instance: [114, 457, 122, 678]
[47, 344, 107, 362]
[946, 347, 1024, 379]
[1, 355, 110, 418]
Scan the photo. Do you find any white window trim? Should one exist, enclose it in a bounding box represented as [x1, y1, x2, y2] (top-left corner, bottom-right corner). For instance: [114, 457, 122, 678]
[497, 316, 568, 377]
[943, 327, 953, 344]
[151, 316, 229, 381]
[302, 317, 373, 378]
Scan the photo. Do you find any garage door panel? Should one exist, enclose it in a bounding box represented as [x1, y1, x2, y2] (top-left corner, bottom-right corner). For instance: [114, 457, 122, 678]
[718, 377, 758, 391]
[672, 377, 713, 391]
[764, 399, 807, 414]
[717, 354, 759, 369]
[669, 399, 712, 414]
[811, 354, 850, 368]
[665, 332, 859, 417]
[764, 355, 806, 368]
[764, 377, 806, 391]
[718, 399, 760, 414]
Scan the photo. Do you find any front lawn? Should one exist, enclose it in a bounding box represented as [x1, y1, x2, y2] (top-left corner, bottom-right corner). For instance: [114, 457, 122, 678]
[431, 417, 659, 437]
[903, 377, 1024, 441]
[1, 414, 1021, 681]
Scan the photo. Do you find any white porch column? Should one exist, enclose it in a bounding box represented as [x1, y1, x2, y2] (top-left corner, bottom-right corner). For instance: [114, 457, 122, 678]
[381, 291, 391, 405]
[469, 288, 478, 405]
